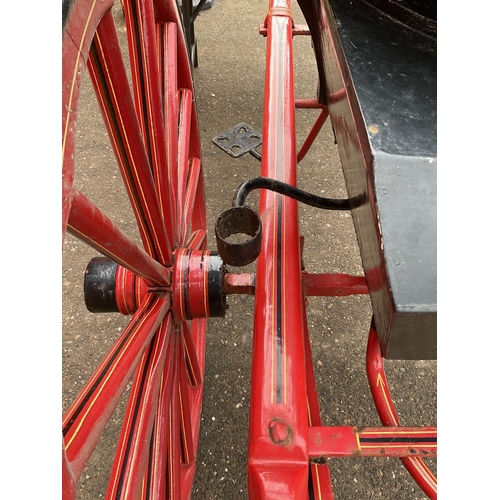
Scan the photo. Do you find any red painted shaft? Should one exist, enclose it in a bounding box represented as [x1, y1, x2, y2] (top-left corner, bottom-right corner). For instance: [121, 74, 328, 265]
[248, 2, 310, 498]
[296, 106, 329, 163]
[223, 272, 368, 296]
[302, 299, 335, 499]
[309, 426, 437, 458]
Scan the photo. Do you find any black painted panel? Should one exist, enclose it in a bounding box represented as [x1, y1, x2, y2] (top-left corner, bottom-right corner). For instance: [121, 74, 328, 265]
[299, 0, 437, 358]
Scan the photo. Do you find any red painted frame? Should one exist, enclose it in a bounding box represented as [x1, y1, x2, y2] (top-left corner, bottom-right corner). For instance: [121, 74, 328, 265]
[246, 1, 436, 499]
[62, 0, 436, 498]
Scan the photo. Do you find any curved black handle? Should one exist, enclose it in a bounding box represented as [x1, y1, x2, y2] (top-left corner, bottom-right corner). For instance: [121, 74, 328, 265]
[232, 177, 364, 210]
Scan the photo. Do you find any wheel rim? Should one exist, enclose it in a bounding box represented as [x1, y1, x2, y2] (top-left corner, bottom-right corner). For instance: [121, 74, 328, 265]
[62, 1, 207, 498]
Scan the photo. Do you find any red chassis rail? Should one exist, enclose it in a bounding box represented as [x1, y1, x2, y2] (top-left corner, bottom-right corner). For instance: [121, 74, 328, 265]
[246, 1, 437, 499]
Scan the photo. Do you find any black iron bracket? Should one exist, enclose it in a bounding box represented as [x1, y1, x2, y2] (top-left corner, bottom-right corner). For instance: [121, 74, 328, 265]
[212, 123, 262, 160]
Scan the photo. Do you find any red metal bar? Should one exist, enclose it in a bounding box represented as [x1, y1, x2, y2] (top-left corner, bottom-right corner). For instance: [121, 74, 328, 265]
[88, 12, 172, 265]
[189, 163, 207, 250]
[62, 294, 170, 480]
[248, 2, 310, 498]
[294, 99, 325, 109]
[366, 322, 437, 499]
[68, 189, 170, 287]
[302, 271, 368, 296]
[302, 300, 334, 500]
[309, 426, 437, 458]
[223, 272, 368, 297]
[296, 106, 329, 163]
[223, 273, 255, 295]
[259, 23, 310, 37]
[294, 99, 329, 164]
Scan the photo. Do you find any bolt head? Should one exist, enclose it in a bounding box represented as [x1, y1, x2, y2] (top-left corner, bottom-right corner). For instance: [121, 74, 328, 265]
[268, 419, 292, 445]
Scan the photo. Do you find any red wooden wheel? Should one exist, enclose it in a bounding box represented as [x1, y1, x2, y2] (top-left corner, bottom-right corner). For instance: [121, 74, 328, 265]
[62, 1, 209, 498]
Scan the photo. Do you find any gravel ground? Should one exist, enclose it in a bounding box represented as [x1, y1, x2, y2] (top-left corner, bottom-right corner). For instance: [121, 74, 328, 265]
[62, 1, 437, 499]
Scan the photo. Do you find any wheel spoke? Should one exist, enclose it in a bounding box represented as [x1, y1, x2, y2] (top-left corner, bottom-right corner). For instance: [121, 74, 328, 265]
[157, 21, 179, 246]
[88, 11, 172, 265]
[185, 229, 207, 250]
[62, 293, 170, 480]
[167, 332, 182, 500]
[63, 2, 207, 498]
[123, 0, 162, 164]
[141, 325, 176, 500]
[105, 314, 172, 500]
[181, 158, 201, 245]
[182, 321, 202, 387]
[190, 159, 207, 238]
[178, 337, 195, 464]
[123, 0, 176, 248]
[152, 0, 195, 93]
[176, 89, 193, 240]
[68, 189, 169, 286]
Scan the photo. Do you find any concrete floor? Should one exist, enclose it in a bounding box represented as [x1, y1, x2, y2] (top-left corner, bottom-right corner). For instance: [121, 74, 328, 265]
[62, 1, 437, 498]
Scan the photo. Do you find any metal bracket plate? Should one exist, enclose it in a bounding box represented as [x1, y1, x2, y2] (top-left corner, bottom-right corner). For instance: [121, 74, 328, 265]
[212, 123, 262, 158]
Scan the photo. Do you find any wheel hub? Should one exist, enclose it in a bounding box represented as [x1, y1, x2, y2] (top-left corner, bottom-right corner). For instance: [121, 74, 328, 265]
[84, 250, 227, 321]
